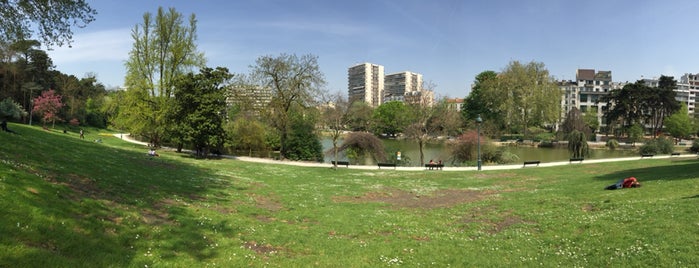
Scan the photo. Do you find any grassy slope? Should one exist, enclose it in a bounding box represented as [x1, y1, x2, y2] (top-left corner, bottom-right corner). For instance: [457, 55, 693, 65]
[0, 123, 697, 267]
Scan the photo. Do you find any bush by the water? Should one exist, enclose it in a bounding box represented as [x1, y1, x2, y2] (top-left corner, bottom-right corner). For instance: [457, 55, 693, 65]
[451, 130, 517, 165]
[691, 139, 699, 153]
[606, 139, 619, 150]
[639, 137, 674, 155]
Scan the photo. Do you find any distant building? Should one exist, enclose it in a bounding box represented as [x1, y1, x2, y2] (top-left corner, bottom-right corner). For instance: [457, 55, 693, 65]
[559, 69, 614, 132]
[678, 74, 699, 117]
[227, 85, 272, 117]
[348, 63, 384, 107]
[445, 98, 464, 112]
[384, 71, 423, 102]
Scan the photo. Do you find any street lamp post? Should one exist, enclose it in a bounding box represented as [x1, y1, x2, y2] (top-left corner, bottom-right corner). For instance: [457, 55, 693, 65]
[476, 114, 482, 171]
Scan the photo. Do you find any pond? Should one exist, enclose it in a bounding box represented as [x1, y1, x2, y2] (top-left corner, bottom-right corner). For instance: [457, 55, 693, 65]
[321, 137, 639, 166]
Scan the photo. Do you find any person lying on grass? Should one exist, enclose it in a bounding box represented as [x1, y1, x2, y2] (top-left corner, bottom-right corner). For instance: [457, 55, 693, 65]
[605, 176, 641, 190]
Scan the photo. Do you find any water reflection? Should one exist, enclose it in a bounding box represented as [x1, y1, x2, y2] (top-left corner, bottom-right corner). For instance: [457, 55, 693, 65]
[321, 137, 638, 166]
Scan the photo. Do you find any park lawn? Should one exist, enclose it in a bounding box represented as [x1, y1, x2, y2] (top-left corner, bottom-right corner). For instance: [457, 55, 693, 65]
[0, 122, 697, 267]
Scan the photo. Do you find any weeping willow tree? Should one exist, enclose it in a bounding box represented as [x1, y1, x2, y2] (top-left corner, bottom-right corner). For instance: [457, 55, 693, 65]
[567, 130, 589, 159]
[336, 132, 386, 164]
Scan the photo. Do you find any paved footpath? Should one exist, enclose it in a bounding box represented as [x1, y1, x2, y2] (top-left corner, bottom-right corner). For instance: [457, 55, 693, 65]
[114, 134, 696, 171]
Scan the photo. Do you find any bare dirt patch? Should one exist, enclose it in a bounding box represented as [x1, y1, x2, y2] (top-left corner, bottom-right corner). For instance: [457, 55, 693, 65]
[462, 206, 534, 234]
[333, 188, 494, 209]
[243, 241, 284, 255]
[249, 193, 284, 212]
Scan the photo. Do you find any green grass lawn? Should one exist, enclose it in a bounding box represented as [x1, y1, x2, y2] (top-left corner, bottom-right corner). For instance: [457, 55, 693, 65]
[1, 123, 697, 267]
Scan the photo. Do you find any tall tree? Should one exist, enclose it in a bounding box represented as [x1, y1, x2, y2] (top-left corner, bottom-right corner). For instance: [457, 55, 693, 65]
[119, 7, 205, 146]
[462, 70, 500, 129]
[664, 103, 695, 142]
[32, 89, 63, 127]
[371, 100, 410, 137]
[346, 101, 373, 132]
[0, 0, 96, 47]
[497, 61, 561, 137]
[602, 78, 680, 138]
[321, 92, 350, 168]
[251, 53, 325, 159]
[172, 67, 230, 158]
[647, 75, 680, 137]
[403, 82, 444, 165]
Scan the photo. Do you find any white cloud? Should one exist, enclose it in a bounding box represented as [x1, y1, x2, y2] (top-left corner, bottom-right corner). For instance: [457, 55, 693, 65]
[47, 28, 132, 63]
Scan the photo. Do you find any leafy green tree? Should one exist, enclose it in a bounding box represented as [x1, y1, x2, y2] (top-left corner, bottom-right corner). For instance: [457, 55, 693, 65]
[647, 75, 680, 137]
[462, 70, 502, 132]
[497, 61, 561, 137]
[602, 78, 679, 137]
[251, 53, 325, 159]
[664, 103, 696, 142]
[346, 101, 373, 131]
[0, 0, 96, 47]
[119, 7, 205, 146]
[225, 116, 269, 156]
[284, 107, 323, 161]
[172, 67, 231, 158]
[583, 107, 599, 134]
[628, 124, 644, 146]
[0, 98, 27, 120]
[371, 101, 410, 136]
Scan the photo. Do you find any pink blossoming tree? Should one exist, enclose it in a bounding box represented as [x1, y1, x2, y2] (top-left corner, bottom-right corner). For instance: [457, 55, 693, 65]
[33, 89, 64, 128]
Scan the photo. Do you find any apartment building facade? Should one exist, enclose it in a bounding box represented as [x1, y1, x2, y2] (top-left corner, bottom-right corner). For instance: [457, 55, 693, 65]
[384, 71, 423, 102]
[348, 63, 384, 107]
[348, 63, 435, 107]
[559, 69, 614, 132]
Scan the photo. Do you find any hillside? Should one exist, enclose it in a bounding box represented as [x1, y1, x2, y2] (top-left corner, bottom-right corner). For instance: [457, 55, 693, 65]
[0, 123, 697, 267]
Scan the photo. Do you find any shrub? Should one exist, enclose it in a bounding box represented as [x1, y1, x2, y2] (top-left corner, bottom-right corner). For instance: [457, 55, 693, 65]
[606, 139, 619, 150]
[639, 138, 674, 155]
[450, 131, 517, 165]
[690, 140, 699, 153]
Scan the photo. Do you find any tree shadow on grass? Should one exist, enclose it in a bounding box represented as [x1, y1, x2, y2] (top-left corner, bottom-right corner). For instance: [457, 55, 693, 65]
[0, 124, 240, 266]
[593, 158, 699, 183]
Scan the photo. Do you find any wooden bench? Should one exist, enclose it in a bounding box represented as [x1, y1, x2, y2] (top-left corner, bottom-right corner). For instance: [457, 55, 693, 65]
[670, 152, 680, 157]
[330, 160, 349, 167]
[641, 154, 654, 158]
[425, 163, 444, 170]
[377, 163, 396, 169]
[523, 160, 540, 167]
[569, 158, 584, 163]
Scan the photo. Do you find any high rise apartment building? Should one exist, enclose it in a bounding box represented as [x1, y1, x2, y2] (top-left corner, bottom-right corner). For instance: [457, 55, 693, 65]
[348, 63, 434, 107]
[678, 73, 699, 116]
[384, 71, 423, 102]
[348, 63, 384, 107]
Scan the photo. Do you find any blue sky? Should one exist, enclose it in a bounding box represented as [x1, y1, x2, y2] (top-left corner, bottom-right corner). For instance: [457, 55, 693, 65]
[46, 0, 699, 98]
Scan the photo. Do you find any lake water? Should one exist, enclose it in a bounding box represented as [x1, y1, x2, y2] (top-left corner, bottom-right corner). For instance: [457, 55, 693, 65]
[321, 138, 638, 166]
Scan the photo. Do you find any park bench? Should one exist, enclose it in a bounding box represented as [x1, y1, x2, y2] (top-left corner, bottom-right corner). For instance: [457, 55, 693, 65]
[424, 163, 444, 170]
[670, 152, 680, 157]
[522, 160, 540, 167]
[330, 160, 349, 167]
[641, 154, 654, 158]
[569, 157, 584, 163]
[377, 163, 396, 169]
